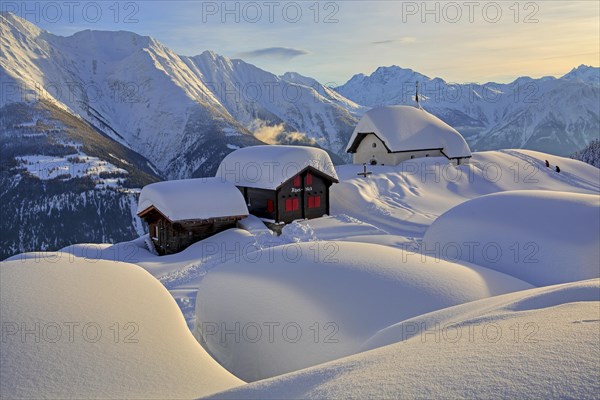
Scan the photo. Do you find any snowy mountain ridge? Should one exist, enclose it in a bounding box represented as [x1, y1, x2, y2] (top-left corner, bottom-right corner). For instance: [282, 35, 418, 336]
[0, 12, 359, 178]
[0, 12, 262, 178]
[562, 64, 600, 86]
[336, 64, 600, 156]
[183, 50, 362, 155]
[3, 11, 597, 170]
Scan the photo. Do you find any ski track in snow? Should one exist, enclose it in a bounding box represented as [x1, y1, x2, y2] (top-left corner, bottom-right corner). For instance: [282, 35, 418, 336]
[501, 149, 600, 192]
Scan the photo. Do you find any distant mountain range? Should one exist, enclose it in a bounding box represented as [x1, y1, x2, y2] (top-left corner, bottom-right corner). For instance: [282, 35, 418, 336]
[336, 65, 599, 156]
[1, 11, 598, 258]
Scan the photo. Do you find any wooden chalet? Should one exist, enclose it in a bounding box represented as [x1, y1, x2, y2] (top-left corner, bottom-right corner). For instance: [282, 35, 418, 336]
[216, 145, 339, 224]
[136, 178, 249, 255]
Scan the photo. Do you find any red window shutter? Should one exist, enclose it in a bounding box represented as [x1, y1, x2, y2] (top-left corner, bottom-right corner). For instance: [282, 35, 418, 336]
[315, 196, 321, 208]
[293, 198, 299, 210]
[267, 199, 274, 213]
[306, 173, 313, 185]
[293, 175, 301, 187]
[285, 199, 292, 211]
[308, 196, 315, 209]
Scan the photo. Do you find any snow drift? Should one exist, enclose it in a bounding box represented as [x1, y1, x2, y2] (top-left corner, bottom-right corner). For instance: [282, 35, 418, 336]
[56, 229, 259, 329]
[332, 149, 600, 237]
[423, 190, 600, 286]
[0, 255, 242, 399]
[194, 241, 531, 382]
[207, 279, 600, 400]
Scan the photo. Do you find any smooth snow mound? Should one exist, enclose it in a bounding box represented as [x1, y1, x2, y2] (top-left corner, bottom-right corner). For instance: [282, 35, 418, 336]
[346, 105, 471, 158]
[194, 241, 531, 382]
[207, 279, 600, 400]
[423, 190, 600, 286]
[0, 256, 242, 399]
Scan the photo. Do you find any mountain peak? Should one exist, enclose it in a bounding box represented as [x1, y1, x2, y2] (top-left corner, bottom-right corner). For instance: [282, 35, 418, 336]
[1, 11, 26, 21]
[66, 28, 151, 43]
[199, 49, 219, 59]
[335, 65, 433, 107]
[561, 65, 600, 86]
[376, 65, 410, 72]
[373, 65, 416, 77]
[281, 71, 316, 86]
[0, 11, 45, 37]
[363, 65, 432, 84]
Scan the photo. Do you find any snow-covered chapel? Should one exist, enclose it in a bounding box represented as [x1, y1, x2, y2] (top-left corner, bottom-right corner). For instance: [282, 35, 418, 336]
[346, 105, 472, 165]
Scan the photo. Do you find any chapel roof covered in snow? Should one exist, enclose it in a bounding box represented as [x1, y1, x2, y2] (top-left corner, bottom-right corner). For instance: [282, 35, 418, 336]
[346, 106, 472, 159]
[137, 178, 249, 222]
[216, 145, 339, 190]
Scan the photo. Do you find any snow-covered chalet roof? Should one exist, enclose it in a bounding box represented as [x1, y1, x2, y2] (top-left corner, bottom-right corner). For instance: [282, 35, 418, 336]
[137, 178, 248, 222]
[346, 106, 472, 159]
[216, 145, 339, 190]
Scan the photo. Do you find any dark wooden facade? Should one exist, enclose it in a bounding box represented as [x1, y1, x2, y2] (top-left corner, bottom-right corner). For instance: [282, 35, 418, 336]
[238, 166, 337, 224]
[138, 207, 245, 255]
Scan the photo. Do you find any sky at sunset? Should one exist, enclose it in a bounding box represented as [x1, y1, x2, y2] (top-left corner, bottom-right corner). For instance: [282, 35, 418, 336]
[5, 0, 599, 84]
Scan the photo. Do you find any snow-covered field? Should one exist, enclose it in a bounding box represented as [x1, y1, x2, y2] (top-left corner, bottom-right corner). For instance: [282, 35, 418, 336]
[194, 241, 532, 382]
[0, 256, 242, 399]
[2, 149, 599, 399]
[209, 279, 600, 399]
[332, 149, 599, 237]
[424, 190, 600, 286]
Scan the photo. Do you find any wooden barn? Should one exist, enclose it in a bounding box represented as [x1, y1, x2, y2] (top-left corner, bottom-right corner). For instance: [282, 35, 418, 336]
[136, 178, 249, 255]
[216, 145, 339, 224]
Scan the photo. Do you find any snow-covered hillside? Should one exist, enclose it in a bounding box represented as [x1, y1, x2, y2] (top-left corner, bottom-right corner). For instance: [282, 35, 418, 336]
[0, 12, 263, 179]
[572, 139, 600, 168]
[4, 147, 599, 398]
[194, 241, 531, 382]
[208, 279, 600, 399]
[47, 149, 599, 326]
[185, 51, 361, 155]
[332, 150, 600, 237]
[336, 65, 600, 155]
[423, 190, 600, 286]
[0, 101, 157, 259]
[0, 255, 242, 399]
[0, 12, 359, 177]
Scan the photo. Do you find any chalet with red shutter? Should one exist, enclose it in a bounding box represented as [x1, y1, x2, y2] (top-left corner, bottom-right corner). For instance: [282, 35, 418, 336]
[216, 145, 339, 224]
